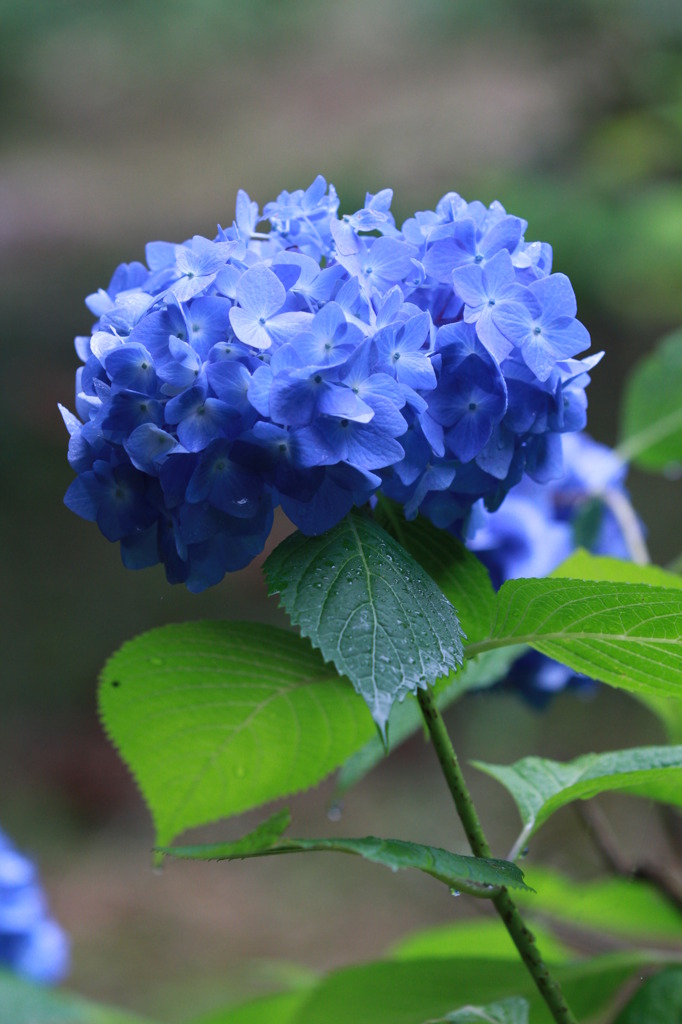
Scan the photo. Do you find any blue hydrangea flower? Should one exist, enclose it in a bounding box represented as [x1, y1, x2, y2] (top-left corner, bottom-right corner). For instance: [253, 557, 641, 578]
[62, 179, 597, 591]
[468, 432, 636, 703]
[0, 828, 69, 985]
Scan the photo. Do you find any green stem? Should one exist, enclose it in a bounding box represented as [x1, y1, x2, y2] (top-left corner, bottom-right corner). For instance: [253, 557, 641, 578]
[417, 687, 579, 1024]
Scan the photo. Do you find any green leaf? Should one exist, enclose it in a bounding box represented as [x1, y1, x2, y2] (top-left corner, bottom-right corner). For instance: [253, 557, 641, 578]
[194, 953, 669, 1024]
[613, 967, 682, 1023]
[428, 997, 529, 1024]
[0, 973, 156, 1024]
[335, 648, 520, 799]
[550, 553, 682, 742]
[373, 498, 497, 644]
[466, 578, 682, 700]
[389, 918, 571, 964]
[188, 990, 311, 1024]
[265, 511, 465, 736]
[99, 622, 375, 847]
[473, 746, 682, 852]
[620, 327, 682, 472]
[636, 692, 682, 744]
[163, 808, 293, 859]
[513, 865, 682, 943]
[553, 550, 682, 589]
[277, 953, 658, 1024]
[161, 823, 532, 896]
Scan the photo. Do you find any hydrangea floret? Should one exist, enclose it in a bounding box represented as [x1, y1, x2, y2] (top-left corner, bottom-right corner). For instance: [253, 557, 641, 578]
[469, 432, 633, 702]
[62, 177, 598, 591]
[0, 827, 69, 984]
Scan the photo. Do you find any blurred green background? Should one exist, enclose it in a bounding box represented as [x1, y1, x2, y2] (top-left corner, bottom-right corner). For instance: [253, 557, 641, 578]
[1, 1, 681, 1019]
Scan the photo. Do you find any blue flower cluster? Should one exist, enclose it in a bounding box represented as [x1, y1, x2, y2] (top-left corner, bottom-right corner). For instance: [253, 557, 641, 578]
[0, 827, 69, 984]
[469, 432, 635, 702]
[62, 178, 597, 590]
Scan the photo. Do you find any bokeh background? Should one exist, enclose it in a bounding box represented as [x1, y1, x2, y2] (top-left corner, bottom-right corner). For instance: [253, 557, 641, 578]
[1, 1, 681, 1019]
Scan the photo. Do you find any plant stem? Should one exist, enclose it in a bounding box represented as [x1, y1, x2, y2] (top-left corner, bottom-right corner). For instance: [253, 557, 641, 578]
[417, 687, 579, 1024]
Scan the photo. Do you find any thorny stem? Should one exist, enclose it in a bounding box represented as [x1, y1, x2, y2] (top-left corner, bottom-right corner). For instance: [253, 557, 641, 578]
[417, 687, 579, 1024]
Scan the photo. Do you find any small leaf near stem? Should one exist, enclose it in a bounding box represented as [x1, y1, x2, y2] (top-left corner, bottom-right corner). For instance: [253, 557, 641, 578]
[159, 812, 532, 896]
[416, 688, 579, 1024]
[474, 745, 682, 855]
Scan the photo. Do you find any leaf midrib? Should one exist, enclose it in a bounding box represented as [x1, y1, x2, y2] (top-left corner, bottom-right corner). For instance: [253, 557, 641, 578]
[466, 631, 682, 658]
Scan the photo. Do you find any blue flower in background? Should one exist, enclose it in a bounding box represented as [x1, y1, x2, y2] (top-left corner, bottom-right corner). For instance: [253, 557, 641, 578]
[0, 828, 69, 985]
[468, 432, 638, 703]
[62, 177, 597, 591]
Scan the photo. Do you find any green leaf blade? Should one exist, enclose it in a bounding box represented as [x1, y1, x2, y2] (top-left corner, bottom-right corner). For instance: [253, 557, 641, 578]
[389, 918, 571, 964]
[374, 499, 497, 644]
[163, 829, 532, 896]
[191, 952, 668, 1024]
[156, 809, 292, 861]
[513, 865, 682, 943]
[620, 327, 682, 472]
[265, 511, 465, 735]
[289, 953, 655, 1024]
[99, 622, 375, 846]
[549, 555, 682, 739]
[473, 746, 682, 841]
[553, 550, 682, 589]
[474, 578, 682, 700]
[188, 989, 311, 1024]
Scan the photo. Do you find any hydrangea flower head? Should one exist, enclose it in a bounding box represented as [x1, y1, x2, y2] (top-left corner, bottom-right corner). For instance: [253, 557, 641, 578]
[62, 178, 596, 591]
[0, 827, 69, 984]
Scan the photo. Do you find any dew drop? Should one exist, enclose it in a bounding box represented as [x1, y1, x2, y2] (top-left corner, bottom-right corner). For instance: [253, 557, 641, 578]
[327, 802, 343, 822]
[149, 657, 164, 667]
[450, 888, 461, 897]
[234, 764, 247, 779]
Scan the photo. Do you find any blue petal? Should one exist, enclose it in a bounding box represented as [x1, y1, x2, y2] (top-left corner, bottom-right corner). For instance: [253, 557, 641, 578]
[235, 264, 286, 319]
